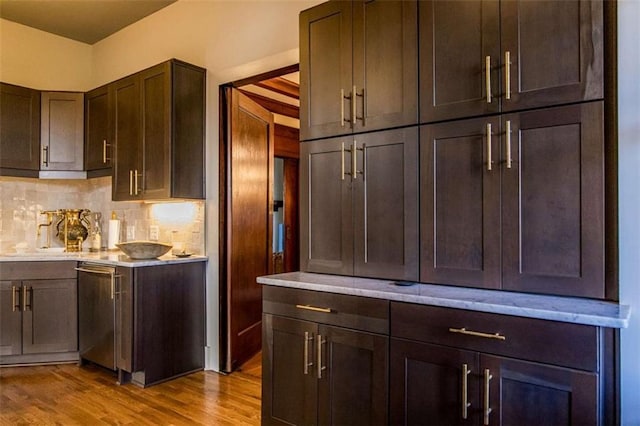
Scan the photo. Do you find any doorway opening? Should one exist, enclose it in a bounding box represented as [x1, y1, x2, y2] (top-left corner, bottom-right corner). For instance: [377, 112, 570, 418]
[218, 64, 300, 373]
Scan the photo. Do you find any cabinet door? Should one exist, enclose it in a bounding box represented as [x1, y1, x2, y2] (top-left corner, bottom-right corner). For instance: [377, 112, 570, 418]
[140, 62, 171, 200]
[85, 84, 112, 174]
[501, 0, 603, 112]
[390, 338, 479, 426]
[0, 281, 22, 356]
[482, 355, 598, 426]
[318, 325, 388, 426]
[40, 92, 84, 171]
[262, 314, 317, 426]
[420, 117, 501, 288]
[502, 102, 604, 298]
[420, 0, 500, 123]
[353, 0, 417, 132]
[300, 1, 353, 141]
[112, 75, 141, 201]
[115, 267, 133, 372]
[22, 279, 77, 354]
[0, 83, 40, 174]
[300, 137, 354, 275]
[353, 127, 418, 281]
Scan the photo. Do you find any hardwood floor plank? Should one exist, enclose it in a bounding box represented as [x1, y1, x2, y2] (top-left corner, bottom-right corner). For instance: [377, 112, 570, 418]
[0, 354, 262, 425]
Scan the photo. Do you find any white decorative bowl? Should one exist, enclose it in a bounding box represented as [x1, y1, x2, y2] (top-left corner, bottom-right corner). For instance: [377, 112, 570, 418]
[116, 241, 172, 259]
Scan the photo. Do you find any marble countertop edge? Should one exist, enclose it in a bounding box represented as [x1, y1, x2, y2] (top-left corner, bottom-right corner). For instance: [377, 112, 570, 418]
[257, 272, 630, 329]
[0, 252, 208, 267]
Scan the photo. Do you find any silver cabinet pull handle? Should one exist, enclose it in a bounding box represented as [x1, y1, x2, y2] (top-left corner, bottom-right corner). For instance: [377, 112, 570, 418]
[317, 334, 326, 378]
[505, 120, 512, 169]
[484, 369, 493, 425]
[303, 331, 314, 375]
[134, 170, 140, 195]
[462, 363, 471, 419]
[356, 87, 365, 125]
[352, 141, 357, 179]
[12, 285, 20, 312]
[129, 170, 134, 195]
[23, 286, 32, 311]
[486, 123, 493, 171]
[505, 51, 511, 100]
[341, 142, 345, 180]
[296, 304, 332, 314]
[449, 327, 506, 341]
[340, 89, 345, 127]
[351, 85, 357, 126]
[42, 146, 49, 167]
[485, 55, 492, 103]
[102, 140, 110, 164]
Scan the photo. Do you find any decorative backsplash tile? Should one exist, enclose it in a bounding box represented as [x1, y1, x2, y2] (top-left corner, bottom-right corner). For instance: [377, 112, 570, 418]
[0, 176, 205, 254]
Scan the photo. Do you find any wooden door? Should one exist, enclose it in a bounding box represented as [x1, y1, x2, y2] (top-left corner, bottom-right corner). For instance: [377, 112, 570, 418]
[300, 137, 354, 276]
[502, 102, 604, 298]
[353, 127, 419, 281]
[225, 88, 274, 371]
[40, 92, 84, 171]
[353, 0, 417, 132]
[420, 0, 500, 123]
[390, 338, 479, 426]
[85, 84, 112, 175]
[140, 62, 171, 200]
[0, 83, 40, 174]
[262, 314, 318, 426]
[482, 355, 598, 426]
[500, 0, 603, 112]
[0, 281, 22, 356]
[318, 325, 388, 426]
[299, 1, 353, 141]
[420, 117, 501, 289]
[112, 75, 141, 201]
[22, 279, 77, 354]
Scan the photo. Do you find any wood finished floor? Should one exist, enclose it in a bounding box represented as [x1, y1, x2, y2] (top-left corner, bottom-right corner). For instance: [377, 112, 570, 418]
[0, 353, 262, 425]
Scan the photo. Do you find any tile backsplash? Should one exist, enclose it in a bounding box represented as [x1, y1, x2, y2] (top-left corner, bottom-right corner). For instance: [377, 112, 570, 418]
[0, 176, 205, 254]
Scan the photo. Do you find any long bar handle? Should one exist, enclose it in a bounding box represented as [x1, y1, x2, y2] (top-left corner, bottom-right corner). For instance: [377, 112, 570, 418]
[75, 267, 116, 276]
[303, 331, 314, 375]
[23, 286, 32, 311]
[341, 142, 345, 180]
[352, 141, 357, 179]
[12, 285, 20, 312]
[486, 123, 493, 171]
[504, 51, 511, 100]
[129, 170, 134, 195]
[134, 170, 140, 195]
[317, 334, 326, 379]
[356, 87, 365, 125]
[462, 363, 471, 419]
[102, 140, 110, 164]
[505, 120, 512, 169]
[296, 304, 332, 314]
[352, 85, 357, 126]
[340, 89, 345, 127]
[42, 146, 49, 167]
[484, 369, 493, 425]
[449, 327, 506, 341]
[485, 56, 492, 103]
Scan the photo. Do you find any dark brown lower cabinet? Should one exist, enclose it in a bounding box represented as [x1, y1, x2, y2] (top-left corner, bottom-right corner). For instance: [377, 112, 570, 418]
[116, 262, 205, 387]
[0, 262, 77, 364]
[390, 302, 607, 426]
[262, 286, 389, 426]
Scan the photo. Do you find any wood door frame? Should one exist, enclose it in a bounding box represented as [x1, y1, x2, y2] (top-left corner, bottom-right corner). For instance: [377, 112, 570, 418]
[218, 64, 298, 372]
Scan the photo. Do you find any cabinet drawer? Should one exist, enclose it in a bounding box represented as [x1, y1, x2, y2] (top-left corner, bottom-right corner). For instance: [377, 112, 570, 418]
[263, 286, 389, 335]
[1, 261, 77, 280]
[390, 302, 598, 371]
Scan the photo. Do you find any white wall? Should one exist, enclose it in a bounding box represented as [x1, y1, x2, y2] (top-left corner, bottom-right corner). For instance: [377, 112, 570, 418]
[618, 1, 640, 423]
[90, 0, 322, 371]
[0, 19, 92, 90]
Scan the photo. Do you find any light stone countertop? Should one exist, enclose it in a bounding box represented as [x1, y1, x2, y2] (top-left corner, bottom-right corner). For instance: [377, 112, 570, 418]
[258, 272, 631, 329]
[0, 251, 208, 267]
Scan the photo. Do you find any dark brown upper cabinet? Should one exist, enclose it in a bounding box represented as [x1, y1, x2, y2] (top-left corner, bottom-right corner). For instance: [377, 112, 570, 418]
[40, 91, 84, 173]
[300, 127, 418, 281]
[0, 83, 40, 177]
[85, 84, 112, 177]
[300, 0, 418, 141]
[420, 0, 603, 123]
[420, 101, 604, 298]
[112, 59, 205, 201]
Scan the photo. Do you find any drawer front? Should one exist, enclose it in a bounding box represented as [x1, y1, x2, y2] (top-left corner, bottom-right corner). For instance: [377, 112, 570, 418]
[0, 261, 78, 280]
[390, 302, 598, 371]
[263, 285, 389, 335]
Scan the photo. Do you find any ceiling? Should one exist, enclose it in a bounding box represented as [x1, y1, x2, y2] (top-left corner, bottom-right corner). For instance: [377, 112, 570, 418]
[0, 0, 176, 44]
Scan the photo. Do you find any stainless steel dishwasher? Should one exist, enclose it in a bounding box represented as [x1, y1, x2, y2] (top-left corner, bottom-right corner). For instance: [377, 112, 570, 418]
[76, 263, 118, 370]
